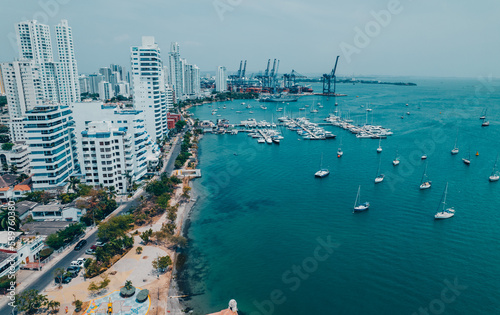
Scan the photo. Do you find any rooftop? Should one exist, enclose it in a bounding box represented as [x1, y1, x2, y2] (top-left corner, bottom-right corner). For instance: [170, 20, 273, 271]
[21, 221, 71, 237]
[14, 200, 38, 217]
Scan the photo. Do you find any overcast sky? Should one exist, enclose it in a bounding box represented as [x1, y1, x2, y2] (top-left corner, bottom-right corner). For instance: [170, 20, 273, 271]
[1, 0, 499, 78]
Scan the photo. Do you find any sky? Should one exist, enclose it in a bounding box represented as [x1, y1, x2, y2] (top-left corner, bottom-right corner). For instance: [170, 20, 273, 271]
[0, 0, 499, 78]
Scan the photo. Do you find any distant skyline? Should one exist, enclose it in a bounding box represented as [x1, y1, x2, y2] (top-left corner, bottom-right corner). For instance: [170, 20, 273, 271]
[1, 0, 499, 78]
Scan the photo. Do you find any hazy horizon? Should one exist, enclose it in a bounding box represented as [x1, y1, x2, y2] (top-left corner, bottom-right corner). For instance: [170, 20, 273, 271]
[1, 0, 499, 78]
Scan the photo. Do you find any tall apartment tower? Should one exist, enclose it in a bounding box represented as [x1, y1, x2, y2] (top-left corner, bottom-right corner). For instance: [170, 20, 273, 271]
[131, 36, 168, 142]
[168, 42, 183, 100]
[0, 61, 44, 141]
[55, 20, 80, 105]
[16, 20, 59, 102]
[216, 66, 228, 92]
[24, 106, 78, 190]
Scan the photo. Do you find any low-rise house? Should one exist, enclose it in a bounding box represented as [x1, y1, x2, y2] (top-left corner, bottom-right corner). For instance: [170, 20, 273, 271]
[0, 231, 45, 277]
[30, 202, 85, 222]
[14, 200, 38, 220]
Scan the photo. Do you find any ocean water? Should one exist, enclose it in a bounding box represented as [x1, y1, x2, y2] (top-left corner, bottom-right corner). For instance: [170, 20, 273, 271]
[178, 77, 500, 315]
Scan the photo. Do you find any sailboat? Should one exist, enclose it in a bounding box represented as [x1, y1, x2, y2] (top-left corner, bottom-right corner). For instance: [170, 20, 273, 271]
[310, 100, 318, 113]
[376, 138, 382, 153]
[480, 108, 487, 120]
[489, 155, 499, 182]
[434, 183, 455, 219]
[451, 131, 459, 155]
[421, 153, 427, 160]
[315, 154, 330, 178]
[481, 108, 489, 126]
[393, 149, 400, 166]
[353, 186, 370, 212]
[419, 162, 432, 189]
[374, 159, 384, 183]
[318, 102, 324, 109]
[337, 138, 343, 158]
[462, 149, 471, 165]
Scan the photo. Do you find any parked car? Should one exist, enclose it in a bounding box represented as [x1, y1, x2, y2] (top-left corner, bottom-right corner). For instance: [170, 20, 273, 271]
[55, 276, 72, 284]
[95, 241, 106, 247]
[74, 239, 87, 251]
[85, 248, 95, 255]
[66, 266, 80, 273]
[66, 270, 79, 278]
[70, 261, 80, 268]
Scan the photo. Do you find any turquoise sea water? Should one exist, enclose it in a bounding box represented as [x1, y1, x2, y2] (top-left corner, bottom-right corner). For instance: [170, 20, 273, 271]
[179, 77, 500, 315]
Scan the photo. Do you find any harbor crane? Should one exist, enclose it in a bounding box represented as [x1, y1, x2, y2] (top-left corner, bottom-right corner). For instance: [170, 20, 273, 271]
[283, 70, 307, 89]
[256, 58, 280, 92]
[322, 55, 340, 95]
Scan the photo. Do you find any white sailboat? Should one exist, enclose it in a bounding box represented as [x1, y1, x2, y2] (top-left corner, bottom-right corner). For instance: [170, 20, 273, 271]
[462, 149, 471, 165]
[393, 149, 400, 166]
[315, 154, 330, 178]
[489, 155, 499, 182]
[376, 138, 382, 153]
[451, 131, 459, 155]
[353, 186, 370, 212]
[434, 183, 455, 219]
[374, 159, 384, 183]
[419, 162, 432, 190]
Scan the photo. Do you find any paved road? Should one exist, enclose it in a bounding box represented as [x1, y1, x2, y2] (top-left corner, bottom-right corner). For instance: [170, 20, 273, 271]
[165, 135, 183, 176]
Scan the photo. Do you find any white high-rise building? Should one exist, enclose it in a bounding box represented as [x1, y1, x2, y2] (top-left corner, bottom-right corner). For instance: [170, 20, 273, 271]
[72, 101, 159, 185]
[168, 42, 183, 100]
[216, 66, 228, 92]
[131, 36, 168, 142]
[79, 121, 135, 193]
[24, 106, 78, 190]
[55, 20, 80, 105]
[98, 81, 114, 100]
[16, 20, 59, 103]
[0, 60, 44, 141]
[165, 84, 174, 111]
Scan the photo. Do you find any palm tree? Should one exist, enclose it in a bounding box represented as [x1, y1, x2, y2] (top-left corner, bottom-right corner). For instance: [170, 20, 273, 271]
[68, 177, 80, 193]
[0, 209, 20, 231]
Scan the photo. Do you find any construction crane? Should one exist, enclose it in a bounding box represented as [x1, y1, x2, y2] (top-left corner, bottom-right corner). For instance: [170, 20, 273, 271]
[322, 55, 340, 95]
[283, 70, 307, 89]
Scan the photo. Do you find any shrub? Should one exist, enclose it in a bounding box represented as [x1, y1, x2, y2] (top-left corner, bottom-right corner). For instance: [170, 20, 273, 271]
[136, 246, 143, 254]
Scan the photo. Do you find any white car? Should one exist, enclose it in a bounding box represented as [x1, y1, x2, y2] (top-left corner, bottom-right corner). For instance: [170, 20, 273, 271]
[71, 259, 85, 268]
[76, 258, 87, 266]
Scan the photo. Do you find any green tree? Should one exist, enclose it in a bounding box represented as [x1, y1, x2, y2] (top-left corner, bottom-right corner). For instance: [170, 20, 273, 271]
[0, 134, 10, 143]
[54, 268, 65, 288]
[14, 289, 48, 314]
[140, 229, 153, 244]
[1, 142, 14, 151]
[88, 281, 99, 295]
[175, 120, 187, 132]
[152, 255, 172, 272]
[69, 176, 80, 192]
[2, 163, 8, 172]
[47, 300, 60, 313]
[0, 209, 20, 231]
[73, 299, 83, 311]
[0, 124, 8, 133]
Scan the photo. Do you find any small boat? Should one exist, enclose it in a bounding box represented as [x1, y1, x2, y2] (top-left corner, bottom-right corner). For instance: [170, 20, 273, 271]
[482, 120, 490, 126]
[374, 159, 384, 183]
[337, 138, 343, 158]
[419, 162, 432, 190]
[406, 112, 410, 115]
[393, 149, 400, 166]
[462, 149, 471, 165]
[366, 108, 372, 112]
[489, 155, 499, 182]
[257, 138, 265, 143]
[299, 108, 306, 111]
[353, 185, 370, 212]
[272, 137, 280, 144]
[421, 154, 427, 160]
[315, 154, 330, 178]
[266, 138, 272, 144]
[249, 111, 254, 114]
[260, 105, 268, 110]
[376, 138, 382, 153]
[434, 182, 455, 219]
[451, 131, 459, 155]
[480, 108, 487, 120]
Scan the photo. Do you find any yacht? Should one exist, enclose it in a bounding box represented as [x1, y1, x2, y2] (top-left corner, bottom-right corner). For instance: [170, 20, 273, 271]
[420, 163, 432, 189]
[257, 138, 265, 143]
[315, 154, 330, 178]
[434, 183, 455, 219]
[353, 186, 370, 212]
[374, 174, 385, 183]
[376, 138, 382, 153]
[266, 138, 273, 144]
[421, 154, 427, 160]
[489, 155, 499, 182]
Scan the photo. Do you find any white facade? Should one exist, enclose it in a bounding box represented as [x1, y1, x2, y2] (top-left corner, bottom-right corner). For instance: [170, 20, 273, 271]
[55, 20, 80, 105]
[0, 142, 31, 174]
[0, 60, 44, 142]
[216, 66, 228, 92]
[116, 81, 130, 97]
[0, 232, 45, 277]
[98, 81, 114, 100]
[72, 101, 159, 186]
[131, 36, 168, 142]
[168, 42, 183, 100]
[16, 20, 59, 103]
[24, 106, 77, 190]
[31, 203, 84, 221]
[80, 121, 136, 193]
